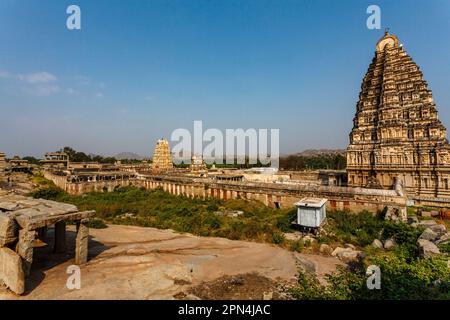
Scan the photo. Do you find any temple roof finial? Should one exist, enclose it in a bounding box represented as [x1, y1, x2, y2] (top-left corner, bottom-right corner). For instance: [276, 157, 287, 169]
[384, 27, 390, 36]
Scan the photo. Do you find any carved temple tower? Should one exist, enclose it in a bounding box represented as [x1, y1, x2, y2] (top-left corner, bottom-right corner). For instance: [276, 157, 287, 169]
[151, 139, 174, 171]
[0, 152, 6, 179]
[347, 31, 450, 199]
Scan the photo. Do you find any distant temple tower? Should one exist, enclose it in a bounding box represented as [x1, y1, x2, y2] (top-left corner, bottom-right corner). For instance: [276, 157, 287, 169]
[190, 154, 207, 172]
[151, 139, 174, 171]
[0, 152, 6, 178]
[347, 31, 450, 198]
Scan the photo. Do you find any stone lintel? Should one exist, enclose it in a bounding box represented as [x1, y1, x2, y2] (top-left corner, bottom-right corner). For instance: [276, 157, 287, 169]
[15, 210, 95, 230]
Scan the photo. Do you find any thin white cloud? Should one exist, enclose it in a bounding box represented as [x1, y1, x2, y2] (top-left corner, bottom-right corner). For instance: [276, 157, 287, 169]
[0, 69, 60, 96]
[18, 71, 57, 84]
[25, 84, 60, 96]
[95, 92, 104, 98]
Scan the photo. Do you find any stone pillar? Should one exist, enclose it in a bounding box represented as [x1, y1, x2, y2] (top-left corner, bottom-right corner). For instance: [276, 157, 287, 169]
[16, 230, 36, 277]
[53, 221, 66, 253]
[75, 219, 89, 265]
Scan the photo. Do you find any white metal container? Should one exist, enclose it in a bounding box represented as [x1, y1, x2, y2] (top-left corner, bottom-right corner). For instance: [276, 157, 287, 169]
[294, 198, 327, 228]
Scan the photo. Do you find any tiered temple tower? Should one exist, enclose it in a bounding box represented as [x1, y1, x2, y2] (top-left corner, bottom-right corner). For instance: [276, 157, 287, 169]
[0, 152, 6, 178]
[347, 31, 450, 199]
[151, 139, 174, 171]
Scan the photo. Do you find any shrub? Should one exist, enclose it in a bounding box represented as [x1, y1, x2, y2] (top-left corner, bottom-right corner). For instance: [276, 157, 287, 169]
[290, 240, 304, 252]
[290, 254, 450, 300]
[271, 231, 285, 244]
[30, 186, 66, 200]
[88, 218, 108, 229]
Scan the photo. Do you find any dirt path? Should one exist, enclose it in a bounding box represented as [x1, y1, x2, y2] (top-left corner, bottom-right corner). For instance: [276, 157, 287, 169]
[0, 225, 342, 300]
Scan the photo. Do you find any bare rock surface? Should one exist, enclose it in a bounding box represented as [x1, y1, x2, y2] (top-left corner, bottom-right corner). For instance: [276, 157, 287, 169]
[0, 225, 342, 300]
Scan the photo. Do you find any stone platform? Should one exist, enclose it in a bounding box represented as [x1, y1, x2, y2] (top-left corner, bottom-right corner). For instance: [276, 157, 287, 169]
[0, 193, 94, 294]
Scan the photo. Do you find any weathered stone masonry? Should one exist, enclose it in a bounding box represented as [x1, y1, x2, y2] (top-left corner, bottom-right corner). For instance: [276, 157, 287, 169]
[45, 171, 407, 214]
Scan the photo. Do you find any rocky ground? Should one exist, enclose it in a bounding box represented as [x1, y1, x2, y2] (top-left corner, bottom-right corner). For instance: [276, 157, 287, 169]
[0, 225, 342, 300]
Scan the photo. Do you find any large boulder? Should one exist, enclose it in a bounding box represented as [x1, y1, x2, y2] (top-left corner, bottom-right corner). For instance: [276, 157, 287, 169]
[345, 243, 356, 250]
[339, 250, 364, 263]
[372, 239, 383, 249]
[283, 232, 302, 242]
[428, 224, 447, 237]
[319, 243, 333, 255]
[419, 228, 439, 242]
[0, 247, 25, 294]
[331, 247, 363, 263]
[436, 233, 450, 245]
[418, 239, 440, 259]
[384, 238, 396, 250]
[417, 220, 437, 228]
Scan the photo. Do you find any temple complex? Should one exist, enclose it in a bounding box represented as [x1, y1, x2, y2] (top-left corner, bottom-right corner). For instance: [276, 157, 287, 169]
[347, 31, 450, 201]
[40, 152, 69, 170]
[151, 139, 174, 171]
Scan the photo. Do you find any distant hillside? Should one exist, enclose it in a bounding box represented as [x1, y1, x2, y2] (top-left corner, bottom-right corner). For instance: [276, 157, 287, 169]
[114, 152, 144, 160]
[294, 149, 346, 157]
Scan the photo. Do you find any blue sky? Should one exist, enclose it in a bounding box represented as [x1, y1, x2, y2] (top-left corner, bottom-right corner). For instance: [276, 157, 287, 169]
[1, 0, 449, 157]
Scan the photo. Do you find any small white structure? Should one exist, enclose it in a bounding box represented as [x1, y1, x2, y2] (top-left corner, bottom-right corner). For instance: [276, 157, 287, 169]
[294, 197, 327, 229]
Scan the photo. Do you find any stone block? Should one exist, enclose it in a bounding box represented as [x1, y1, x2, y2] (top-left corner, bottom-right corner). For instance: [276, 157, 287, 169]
[0, 213, 18, 246]
[419, 228, 439, 242]
[0, 247, 25, 294]
[418, 239, 440, 259]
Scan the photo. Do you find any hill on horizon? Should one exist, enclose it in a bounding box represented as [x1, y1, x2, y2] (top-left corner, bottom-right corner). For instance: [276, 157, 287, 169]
[114, 152, 145, 160]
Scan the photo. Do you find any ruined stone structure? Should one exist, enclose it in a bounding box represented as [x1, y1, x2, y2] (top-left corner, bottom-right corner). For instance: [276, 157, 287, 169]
[45, 169, 407, 215]
[151, 139, 173, 171]
[0, 152, 6, 180]
[41, 152, 69, 169]
[190, 154, 207, 172]
[9, 156, 31, 173]
[43, 170, 137, 194]
[347, 31, 450, 202]
[0, 194, 94, 294]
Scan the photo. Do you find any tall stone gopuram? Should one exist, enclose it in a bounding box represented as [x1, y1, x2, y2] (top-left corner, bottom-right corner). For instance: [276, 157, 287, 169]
[0, 152, 6, 180]
[347, 31, 450, 199]
[151, 139, 174, 171]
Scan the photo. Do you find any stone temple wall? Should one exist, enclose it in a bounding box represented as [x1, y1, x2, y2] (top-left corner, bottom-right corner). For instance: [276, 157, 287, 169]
[44, 170, 408, 214]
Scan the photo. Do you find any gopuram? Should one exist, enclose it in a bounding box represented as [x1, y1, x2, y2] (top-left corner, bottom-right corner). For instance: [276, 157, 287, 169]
[151, 139, 174, 171]
[347, 31, 450, 202]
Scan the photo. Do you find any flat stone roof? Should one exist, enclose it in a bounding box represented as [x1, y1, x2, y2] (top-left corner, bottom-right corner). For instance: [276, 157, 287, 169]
[0, 194, 94, 231]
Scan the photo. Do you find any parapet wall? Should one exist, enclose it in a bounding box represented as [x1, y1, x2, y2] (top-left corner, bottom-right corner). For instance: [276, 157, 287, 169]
[44, 171, 139, 194]
[137, 174, 407, 213]
[44, 171, 407, 213]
